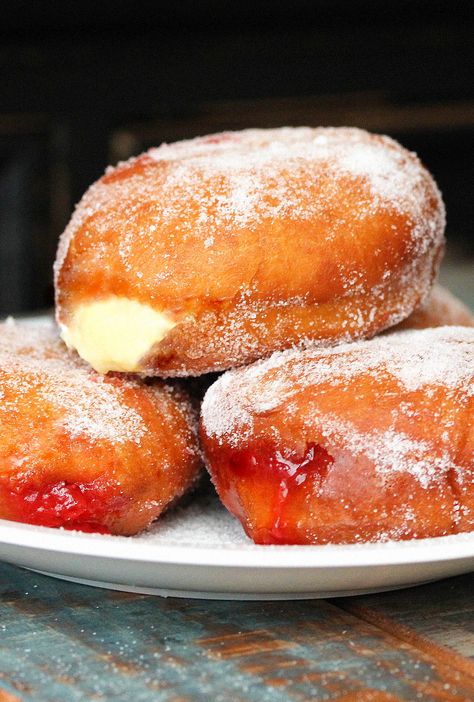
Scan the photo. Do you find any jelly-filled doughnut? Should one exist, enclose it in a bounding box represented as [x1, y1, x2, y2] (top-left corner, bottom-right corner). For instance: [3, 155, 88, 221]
[396, 284, 474, 331]
[55, 127, 444, 377]
[201, 327, 474, 545]
[0, 321, 200, 535]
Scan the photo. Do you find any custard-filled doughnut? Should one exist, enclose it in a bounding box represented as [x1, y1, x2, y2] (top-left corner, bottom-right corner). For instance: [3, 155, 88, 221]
[201, 327, 474, 544]
[55, 127, 444, 376]
[396, 284, 474, 331]
[0, 321, 200, 535]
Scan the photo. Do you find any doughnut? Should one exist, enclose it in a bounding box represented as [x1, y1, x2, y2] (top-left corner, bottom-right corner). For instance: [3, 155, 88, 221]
[55, 127, 445, 377]
[200, 327, 474, 544]
[0, 320, 201, 535]
[396, 284, 474, 331]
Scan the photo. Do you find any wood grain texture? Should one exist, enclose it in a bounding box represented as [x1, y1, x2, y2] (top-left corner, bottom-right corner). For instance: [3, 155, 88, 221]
[334, 573, 474, 676]
[0, 564, 473, 701]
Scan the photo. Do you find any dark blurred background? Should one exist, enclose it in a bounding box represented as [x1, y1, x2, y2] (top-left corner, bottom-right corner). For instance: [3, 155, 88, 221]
[1, 0, 473, 315]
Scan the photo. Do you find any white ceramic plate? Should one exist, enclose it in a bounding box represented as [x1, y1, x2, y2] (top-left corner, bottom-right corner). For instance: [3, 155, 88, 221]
[0, 490, 473, 600]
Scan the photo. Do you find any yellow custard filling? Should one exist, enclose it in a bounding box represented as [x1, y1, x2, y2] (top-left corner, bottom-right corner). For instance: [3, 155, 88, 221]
[61, 297, 176, 373]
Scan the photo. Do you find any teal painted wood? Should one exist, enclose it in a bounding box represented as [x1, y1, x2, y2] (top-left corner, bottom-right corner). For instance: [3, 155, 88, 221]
[337, 573, 474, 660]
[0, 564, 473, 701]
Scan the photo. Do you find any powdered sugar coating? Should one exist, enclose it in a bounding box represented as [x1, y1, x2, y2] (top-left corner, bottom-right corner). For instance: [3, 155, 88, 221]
[300, 415, 454, 490]
[202, 326, 474, 446]
[0, 320, 185, 446]
[147, 127, 438, 228]
[56, 127, 443, 277]
[54, 127, 445, 376]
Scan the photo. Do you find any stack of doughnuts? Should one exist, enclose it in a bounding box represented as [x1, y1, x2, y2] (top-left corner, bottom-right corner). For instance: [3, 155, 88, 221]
[1, 126, 473, 541]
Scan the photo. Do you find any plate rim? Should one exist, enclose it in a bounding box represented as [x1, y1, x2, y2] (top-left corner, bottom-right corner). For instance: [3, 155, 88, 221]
[0, 517, 473, 570]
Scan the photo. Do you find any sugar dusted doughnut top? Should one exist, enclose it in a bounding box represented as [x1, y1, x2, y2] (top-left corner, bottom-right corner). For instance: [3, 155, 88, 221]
[55, 127, 445, 376]
[202, 326, 474, 452]
[147, 127, 436, 230]
[0, 320, 161, 445]
[56, 127, 441, 260]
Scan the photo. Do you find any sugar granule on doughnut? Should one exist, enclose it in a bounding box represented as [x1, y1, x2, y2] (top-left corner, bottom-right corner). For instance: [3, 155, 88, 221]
[0, 320, 201, 535]
[55, 127, 445, 377]
[395, 284, 474, 331]
[200, 327, 474, 545]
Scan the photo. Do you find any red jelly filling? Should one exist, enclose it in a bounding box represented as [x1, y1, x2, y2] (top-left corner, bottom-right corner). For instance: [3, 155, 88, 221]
[223, 442, 334, 544]
[6, 480, 126, 533]
[229, 442, 333, 483]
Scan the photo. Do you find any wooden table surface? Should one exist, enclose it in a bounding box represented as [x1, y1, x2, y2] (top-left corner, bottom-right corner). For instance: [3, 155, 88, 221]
[0, 564, 473, 702]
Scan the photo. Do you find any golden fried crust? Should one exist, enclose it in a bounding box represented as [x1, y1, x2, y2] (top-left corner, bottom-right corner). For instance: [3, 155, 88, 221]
[200, 327, 474, 545]
[0, 321, 201, 535]
[396, 284, 474, 331]
[55, 127, 445, 376]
